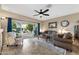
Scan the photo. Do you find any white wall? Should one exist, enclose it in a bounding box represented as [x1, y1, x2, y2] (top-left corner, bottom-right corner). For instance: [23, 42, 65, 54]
[41, 13, 79, 35]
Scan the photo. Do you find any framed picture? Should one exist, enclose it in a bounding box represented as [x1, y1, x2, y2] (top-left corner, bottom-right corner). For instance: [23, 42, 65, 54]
[61, 20, 69, 27]
[48, 22, 57, 28]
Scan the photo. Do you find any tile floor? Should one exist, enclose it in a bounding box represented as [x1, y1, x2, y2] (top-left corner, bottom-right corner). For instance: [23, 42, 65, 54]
[1, 33, 79, 55]
[1, 38, 66, 55]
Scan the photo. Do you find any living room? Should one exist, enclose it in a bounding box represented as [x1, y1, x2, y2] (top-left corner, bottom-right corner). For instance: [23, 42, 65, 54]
[0, 4, 79, 55]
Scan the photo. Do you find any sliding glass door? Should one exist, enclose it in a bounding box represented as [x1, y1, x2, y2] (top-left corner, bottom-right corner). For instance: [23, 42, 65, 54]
[33, 23, 40, 36]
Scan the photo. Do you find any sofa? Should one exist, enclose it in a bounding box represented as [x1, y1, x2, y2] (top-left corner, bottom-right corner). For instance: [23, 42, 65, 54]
[40, 30, 73, 51]
[53, 32, 73, 51]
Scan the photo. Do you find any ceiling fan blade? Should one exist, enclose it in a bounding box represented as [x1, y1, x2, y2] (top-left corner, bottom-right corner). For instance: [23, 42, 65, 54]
[33, 14, 40, 16]
[43, 14, 49, 16]
[34, 10, 40, 13]
[42, 9, 49, 13]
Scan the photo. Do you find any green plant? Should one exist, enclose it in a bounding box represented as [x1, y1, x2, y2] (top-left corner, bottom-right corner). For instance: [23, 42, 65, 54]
[26, 24, 33, 32]
[12, 20, 17, 32]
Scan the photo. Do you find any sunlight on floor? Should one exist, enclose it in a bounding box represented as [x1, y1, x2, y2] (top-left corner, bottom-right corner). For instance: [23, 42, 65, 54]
[23, 39, 33, 48]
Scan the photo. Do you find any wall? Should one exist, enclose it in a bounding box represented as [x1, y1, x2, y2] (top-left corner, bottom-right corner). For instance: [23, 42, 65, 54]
[41, 13, 79, 35]
[1, 17, 8, 45]
[0, 9, 40, 23]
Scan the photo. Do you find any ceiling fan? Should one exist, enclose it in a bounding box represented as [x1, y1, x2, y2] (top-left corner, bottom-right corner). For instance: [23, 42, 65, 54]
[33, 9, 49, 16]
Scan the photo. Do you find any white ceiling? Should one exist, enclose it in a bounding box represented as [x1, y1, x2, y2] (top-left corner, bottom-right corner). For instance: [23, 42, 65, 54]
[1, 4, 79, 20]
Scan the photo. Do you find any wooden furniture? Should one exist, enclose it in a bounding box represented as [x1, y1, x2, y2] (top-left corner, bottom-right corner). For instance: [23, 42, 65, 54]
[39, 31, 49, 40]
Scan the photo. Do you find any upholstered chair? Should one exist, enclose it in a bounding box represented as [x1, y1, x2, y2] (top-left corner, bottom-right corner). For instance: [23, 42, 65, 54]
[6, 32, 16, 46]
